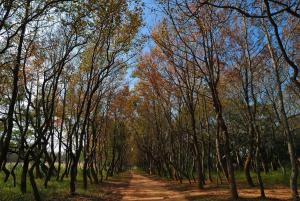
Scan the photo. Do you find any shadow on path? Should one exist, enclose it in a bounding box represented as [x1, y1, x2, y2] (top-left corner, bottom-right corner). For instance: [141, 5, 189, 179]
[62, 172, 291, 201]
[104, 171, 187, 201]
[101, 173, 132, 201]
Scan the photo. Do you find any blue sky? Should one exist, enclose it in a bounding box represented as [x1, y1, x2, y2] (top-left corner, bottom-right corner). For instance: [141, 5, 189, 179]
[141, 0, 163, 51]
[126, 0, 163, 89]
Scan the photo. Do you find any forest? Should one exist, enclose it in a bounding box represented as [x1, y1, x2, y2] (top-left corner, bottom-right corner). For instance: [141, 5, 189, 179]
[0, 0, 300, 201]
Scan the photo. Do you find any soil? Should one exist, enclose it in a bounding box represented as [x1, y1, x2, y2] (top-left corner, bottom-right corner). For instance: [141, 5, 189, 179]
[56, 171, 292, 201]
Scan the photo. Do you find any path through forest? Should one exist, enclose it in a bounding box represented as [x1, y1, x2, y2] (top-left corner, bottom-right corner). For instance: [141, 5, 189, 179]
[102, 171, 292, 201]
[107, 172, 187, 201]
[59, 171, 292, 201]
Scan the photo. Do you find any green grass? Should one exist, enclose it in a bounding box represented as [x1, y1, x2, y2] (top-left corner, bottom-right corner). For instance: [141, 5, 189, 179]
[0, 165, 108, 201]
[233, 169, 295, 187]
[139, 167, 296, 187]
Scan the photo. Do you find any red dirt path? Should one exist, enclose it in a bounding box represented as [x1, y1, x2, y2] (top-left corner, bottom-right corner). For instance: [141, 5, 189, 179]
[56, 172, 293, 201]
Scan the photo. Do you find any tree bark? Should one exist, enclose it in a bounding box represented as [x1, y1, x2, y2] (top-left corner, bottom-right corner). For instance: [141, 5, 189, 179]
[0, 0, 30, 168]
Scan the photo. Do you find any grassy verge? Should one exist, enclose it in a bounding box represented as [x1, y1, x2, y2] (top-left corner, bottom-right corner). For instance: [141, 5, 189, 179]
[0, 166, 108, 201]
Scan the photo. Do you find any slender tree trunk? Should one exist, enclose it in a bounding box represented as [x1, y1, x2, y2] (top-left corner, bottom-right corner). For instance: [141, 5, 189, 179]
[91, 162, 99, 184]
[216, 133, 228, 180]
[44, 157, 56, 188]
[21, 156, 30, 193]
[189, 108, 205, 189]
[57, 90, 66, 180]
[207, 138, 213, 182]
[0, 0, 30, 167]
[255, 142, 265, 198]
[83, 158, 88, 189]
[29, 163, 41, 201]
[70, 155, 78, 194]
[2, 163, 10, 182]
[218, 115, 239, 200]
[211, 80, 238, 199]
[244, 128, 255, 187]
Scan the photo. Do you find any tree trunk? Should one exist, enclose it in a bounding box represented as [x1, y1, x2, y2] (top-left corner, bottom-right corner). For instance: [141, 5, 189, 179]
[21, 157, 29, 193]
[70, 156, 78, 194]
[255, 144, 265, 198]
[0, 0, 30, 167]
[244, 153, 254, 187]
[91, 162, 99, 184]
[83, 158, 88, 189]
[29, 163, 41, 201]
[219, 116, 239, 200]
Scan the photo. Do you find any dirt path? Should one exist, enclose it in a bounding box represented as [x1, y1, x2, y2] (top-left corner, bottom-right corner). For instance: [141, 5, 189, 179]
[108, 172, 187, 201]
[104, 172, 292, 201]
[55, 172, 292, 201]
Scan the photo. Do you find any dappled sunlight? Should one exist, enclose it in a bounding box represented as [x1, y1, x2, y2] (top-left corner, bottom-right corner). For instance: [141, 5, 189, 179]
[101, 172, 293, 201]
[108, 173, 187, 201]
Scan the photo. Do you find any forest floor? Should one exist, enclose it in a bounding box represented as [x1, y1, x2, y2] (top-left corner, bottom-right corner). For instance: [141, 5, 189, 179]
[57, 171, 293, 201]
